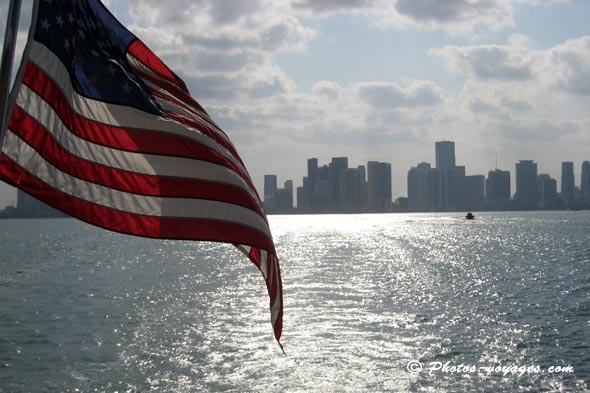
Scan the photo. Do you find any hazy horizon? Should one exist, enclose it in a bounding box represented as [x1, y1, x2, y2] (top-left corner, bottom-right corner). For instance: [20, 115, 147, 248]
[1, 0, 589, 206]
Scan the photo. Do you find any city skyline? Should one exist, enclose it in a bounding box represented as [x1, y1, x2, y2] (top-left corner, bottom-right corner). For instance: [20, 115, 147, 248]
[262, 140, 590, 212]
[1, 1, 590, 207]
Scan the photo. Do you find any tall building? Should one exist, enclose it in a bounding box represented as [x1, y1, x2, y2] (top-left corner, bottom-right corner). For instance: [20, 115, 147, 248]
[582, 161, 590, 201]
[307, 158, 318, 190]
[561, 161, 575, 204]
[340, 168, 362, 212]
[435, 141, 456, 171]
[367, 161, 392, 211]
[264, 175, 293, 213]
[367, 161, 380, 210]
[329, 157, 348, 209]
[407, 162, 440, 211]
[264, 175, 277, 202]
[515, 160, 537, 209]
[463, 175, 485, 210]
[486, 169, 510, 209]
[537, 174, 557, 209]
[378, 162, 392, 211]
[454, 165, 466, 210]
[357, 165, 368, 210]
[435, 141, 456, 210]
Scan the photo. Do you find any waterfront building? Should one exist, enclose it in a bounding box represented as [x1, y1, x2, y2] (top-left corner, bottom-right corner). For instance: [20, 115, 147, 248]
[435, 141, 456, 210]
[561, 161, 575, 205]
[486, 169, 511, 209]
[515, 160, 538, 209]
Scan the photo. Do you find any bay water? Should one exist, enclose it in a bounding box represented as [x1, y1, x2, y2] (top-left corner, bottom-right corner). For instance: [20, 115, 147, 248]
[1, 211, 589, 392]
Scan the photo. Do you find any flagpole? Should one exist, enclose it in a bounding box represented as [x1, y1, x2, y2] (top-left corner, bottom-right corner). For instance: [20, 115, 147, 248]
[0, 0, 22, 141]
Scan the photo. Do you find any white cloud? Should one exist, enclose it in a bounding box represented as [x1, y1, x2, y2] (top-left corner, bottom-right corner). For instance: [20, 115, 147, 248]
[544, 37, 590, 96]
[430, 45, 534, 81]
[356, 80, 443, 109]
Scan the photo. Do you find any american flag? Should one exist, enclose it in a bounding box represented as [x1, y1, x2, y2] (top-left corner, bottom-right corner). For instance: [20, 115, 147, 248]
[0, 0, 283, 349]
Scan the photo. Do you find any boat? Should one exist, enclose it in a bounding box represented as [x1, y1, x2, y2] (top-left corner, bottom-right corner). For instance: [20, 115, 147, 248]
[465, 212, 475, 220]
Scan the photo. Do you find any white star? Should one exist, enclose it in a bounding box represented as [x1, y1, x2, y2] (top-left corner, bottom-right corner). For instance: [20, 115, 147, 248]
[41, 19, 51, 31]
[91, 49, 100, 57]
[107, 64, 116, 75]
[68, 13, 74, 24]
[64, 38, 70, 51]
[56, 15, 64, 27]
[122, 82, 132, 94]
[79, 29, 86, 39]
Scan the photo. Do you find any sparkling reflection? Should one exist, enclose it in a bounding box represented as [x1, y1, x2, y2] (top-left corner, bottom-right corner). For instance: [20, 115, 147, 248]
[0, 212, 589, 391]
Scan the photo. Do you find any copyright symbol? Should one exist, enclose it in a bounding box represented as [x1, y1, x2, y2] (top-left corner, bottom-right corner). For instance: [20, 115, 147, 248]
[407, 361, 423, 373]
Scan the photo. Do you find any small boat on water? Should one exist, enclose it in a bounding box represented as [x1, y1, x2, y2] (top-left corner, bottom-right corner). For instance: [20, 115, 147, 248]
[465, 212, 475, 220]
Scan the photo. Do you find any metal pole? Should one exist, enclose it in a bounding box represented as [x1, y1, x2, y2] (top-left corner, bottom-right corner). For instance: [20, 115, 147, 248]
[0, 0, 22, 142]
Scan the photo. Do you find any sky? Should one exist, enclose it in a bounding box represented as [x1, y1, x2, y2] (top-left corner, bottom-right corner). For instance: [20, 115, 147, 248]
[1, 0, 589, 207]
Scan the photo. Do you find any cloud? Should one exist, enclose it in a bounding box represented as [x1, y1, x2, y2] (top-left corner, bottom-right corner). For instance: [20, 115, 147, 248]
[290, 0, 371, 14]
[357, 80, 443, 109]
[469, 98, 499, 113]
[493, 117, 581, 140]
[311, 81, 341, 100]
[431, 45, 533, 81]
[395, 0, 501, 23]
[545, 37, 590, 96]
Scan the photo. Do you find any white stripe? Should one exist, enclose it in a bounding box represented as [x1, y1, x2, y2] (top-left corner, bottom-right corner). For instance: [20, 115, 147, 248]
[27, 41, 250, 179]
[3, 130, 272, 238]
[125, 52, 187, 100]
[270, 256, 282, 325]
[126, 52, 222, 133]
[141, 78, 219, 130]
[142, 77, 224, 133]
[16, 85, 260, 200]
[259, 249, 268, 280]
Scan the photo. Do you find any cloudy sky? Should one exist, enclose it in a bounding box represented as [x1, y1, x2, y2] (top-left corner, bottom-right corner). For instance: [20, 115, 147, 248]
[1, 0, 590, 207]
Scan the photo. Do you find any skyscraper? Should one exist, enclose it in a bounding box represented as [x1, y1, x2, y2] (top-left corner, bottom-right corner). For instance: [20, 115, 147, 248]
[561, 161, 575, 204]
[340, 168, 362, 212]
[537, 174, 557, 209]
[264, 175, 277, 202]
[367, 161, 380, 211]
[581, 161, 590, 201]
[435, 141, 456, 210]
[486, 169, 510, 209]
[435, 141, 456, 171]
[367, 161, 392, 211]
[515, 160, 537, 209]
[407, 162, 440, 211]
[330, 157, 349, 209]
[378, 162, 392, 211]
[463, 175, 485, 210]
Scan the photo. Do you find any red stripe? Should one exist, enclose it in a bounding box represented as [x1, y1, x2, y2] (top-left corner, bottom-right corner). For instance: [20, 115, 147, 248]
[149, 86, 228, 139]
[130, 60, 207, 115]
[8, 107, 266, 218]
[22, 63, 255, 190]
[0, 155, 276, 252]
[164, 110, 245, 167]
[127, 40, 189, 93]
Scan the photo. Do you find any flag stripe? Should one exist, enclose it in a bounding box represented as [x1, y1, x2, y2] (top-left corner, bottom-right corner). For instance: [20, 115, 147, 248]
[127, 39, 189, 94]
[27, 42, 247, 175]
[1, 0, 283, 349]
[0, 155, 274, 250]
[14, 87, 260, 201]
[126, 51, 207, 115]
[145, 79, 221, 130]
[8, 107, 266, 216]
[22, 62, 248, 176]
[2, 130, 272, 238]
[24, 50, 261, 200]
